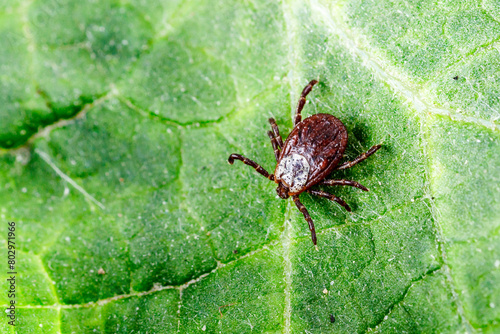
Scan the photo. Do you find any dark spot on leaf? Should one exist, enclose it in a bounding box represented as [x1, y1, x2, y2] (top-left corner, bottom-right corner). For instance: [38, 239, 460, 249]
[453, 76, 459, 80]
[330, 314, 335, 323]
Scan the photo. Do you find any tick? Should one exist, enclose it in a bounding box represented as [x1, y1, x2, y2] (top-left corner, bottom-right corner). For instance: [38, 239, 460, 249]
[228, 80, 381, 247]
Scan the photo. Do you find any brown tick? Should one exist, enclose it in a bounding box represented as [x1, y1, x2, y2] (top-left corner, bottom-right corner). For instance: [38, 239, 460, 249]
[228, 80, 381, 247]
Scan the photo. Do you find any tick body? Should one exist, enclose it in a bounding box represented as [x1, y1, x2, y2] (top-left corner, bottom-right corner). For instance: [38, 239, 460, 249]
[228, 80, 381, 247]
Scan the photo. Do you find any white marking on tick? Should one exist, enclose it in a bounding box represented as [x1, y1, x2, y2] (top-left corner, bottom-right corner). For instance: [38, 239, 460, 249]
[276, 153, 310, 193]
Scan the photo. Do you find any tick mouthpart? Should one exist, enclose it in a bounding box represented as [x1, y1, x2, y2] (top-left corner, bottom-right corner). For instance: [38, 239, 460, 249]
[276, 183, 290, 199]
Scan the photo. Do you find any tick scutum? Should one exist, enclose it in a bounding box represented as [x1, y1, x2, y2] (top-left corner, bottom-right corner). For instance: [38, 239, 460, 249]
[276, 113, 348, 195]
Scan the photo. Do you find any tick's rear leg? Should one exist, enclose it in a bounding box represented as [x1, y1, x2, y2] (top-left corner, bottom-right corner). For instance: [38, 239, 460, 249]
[267, 131, 280, 161]
[294, 80, 318, 126]
[293, 195, 317, 246]
[268, 118, 284, 148]
[336, 144, 382, 170]
[308, 189, 352, 212]
[228, 154, 274, 181]
[320, 179, 369, 191]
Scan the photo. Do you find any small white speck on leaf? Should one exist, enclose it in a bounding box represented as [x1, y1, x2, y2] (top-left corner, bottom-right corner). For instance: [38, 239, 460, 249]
[202, 325, 206, 331]
[323, 288, 328, 294]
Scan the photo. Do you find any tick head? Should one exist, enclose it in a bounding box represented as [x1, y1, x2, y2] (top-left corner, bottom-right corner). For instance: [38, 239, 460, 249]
[276, 182, 290, 199]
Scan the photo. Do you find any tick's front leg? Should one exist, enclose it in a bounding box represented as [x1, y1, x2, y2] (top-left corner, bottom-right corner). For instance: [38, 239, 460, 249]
[267, 131, 280, 162]
[294, 80, 318, 126]
[228, 154, 274, 181]
[293, 195, 317, 247]
[268, 118, 284, 148]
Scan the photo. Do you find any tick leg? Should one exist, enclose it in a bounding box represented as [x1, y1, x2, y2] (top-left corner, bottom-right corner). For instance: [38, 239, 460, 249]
[321, 179, 369, 192]
[268, 118, 284, 148]
[308, 189, 352, 212]
[336, 144, 382, 170]
[267, 131, 280, 162]
[294, 80, 318, 126]
[228, 154, 274, 181]
[293, 195, 317, 246]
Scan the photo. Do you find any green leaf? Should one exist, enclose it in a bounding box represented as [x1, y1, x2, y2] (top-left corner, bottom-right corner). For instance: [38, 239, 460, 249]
[1, 0, 499, 332]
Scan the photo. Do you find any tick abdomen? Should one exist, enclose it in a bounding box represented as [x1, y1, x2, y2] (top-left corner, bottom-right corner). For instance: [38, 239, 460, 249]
[275, 153, 310, 193]
[278, 113, 348, 190]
